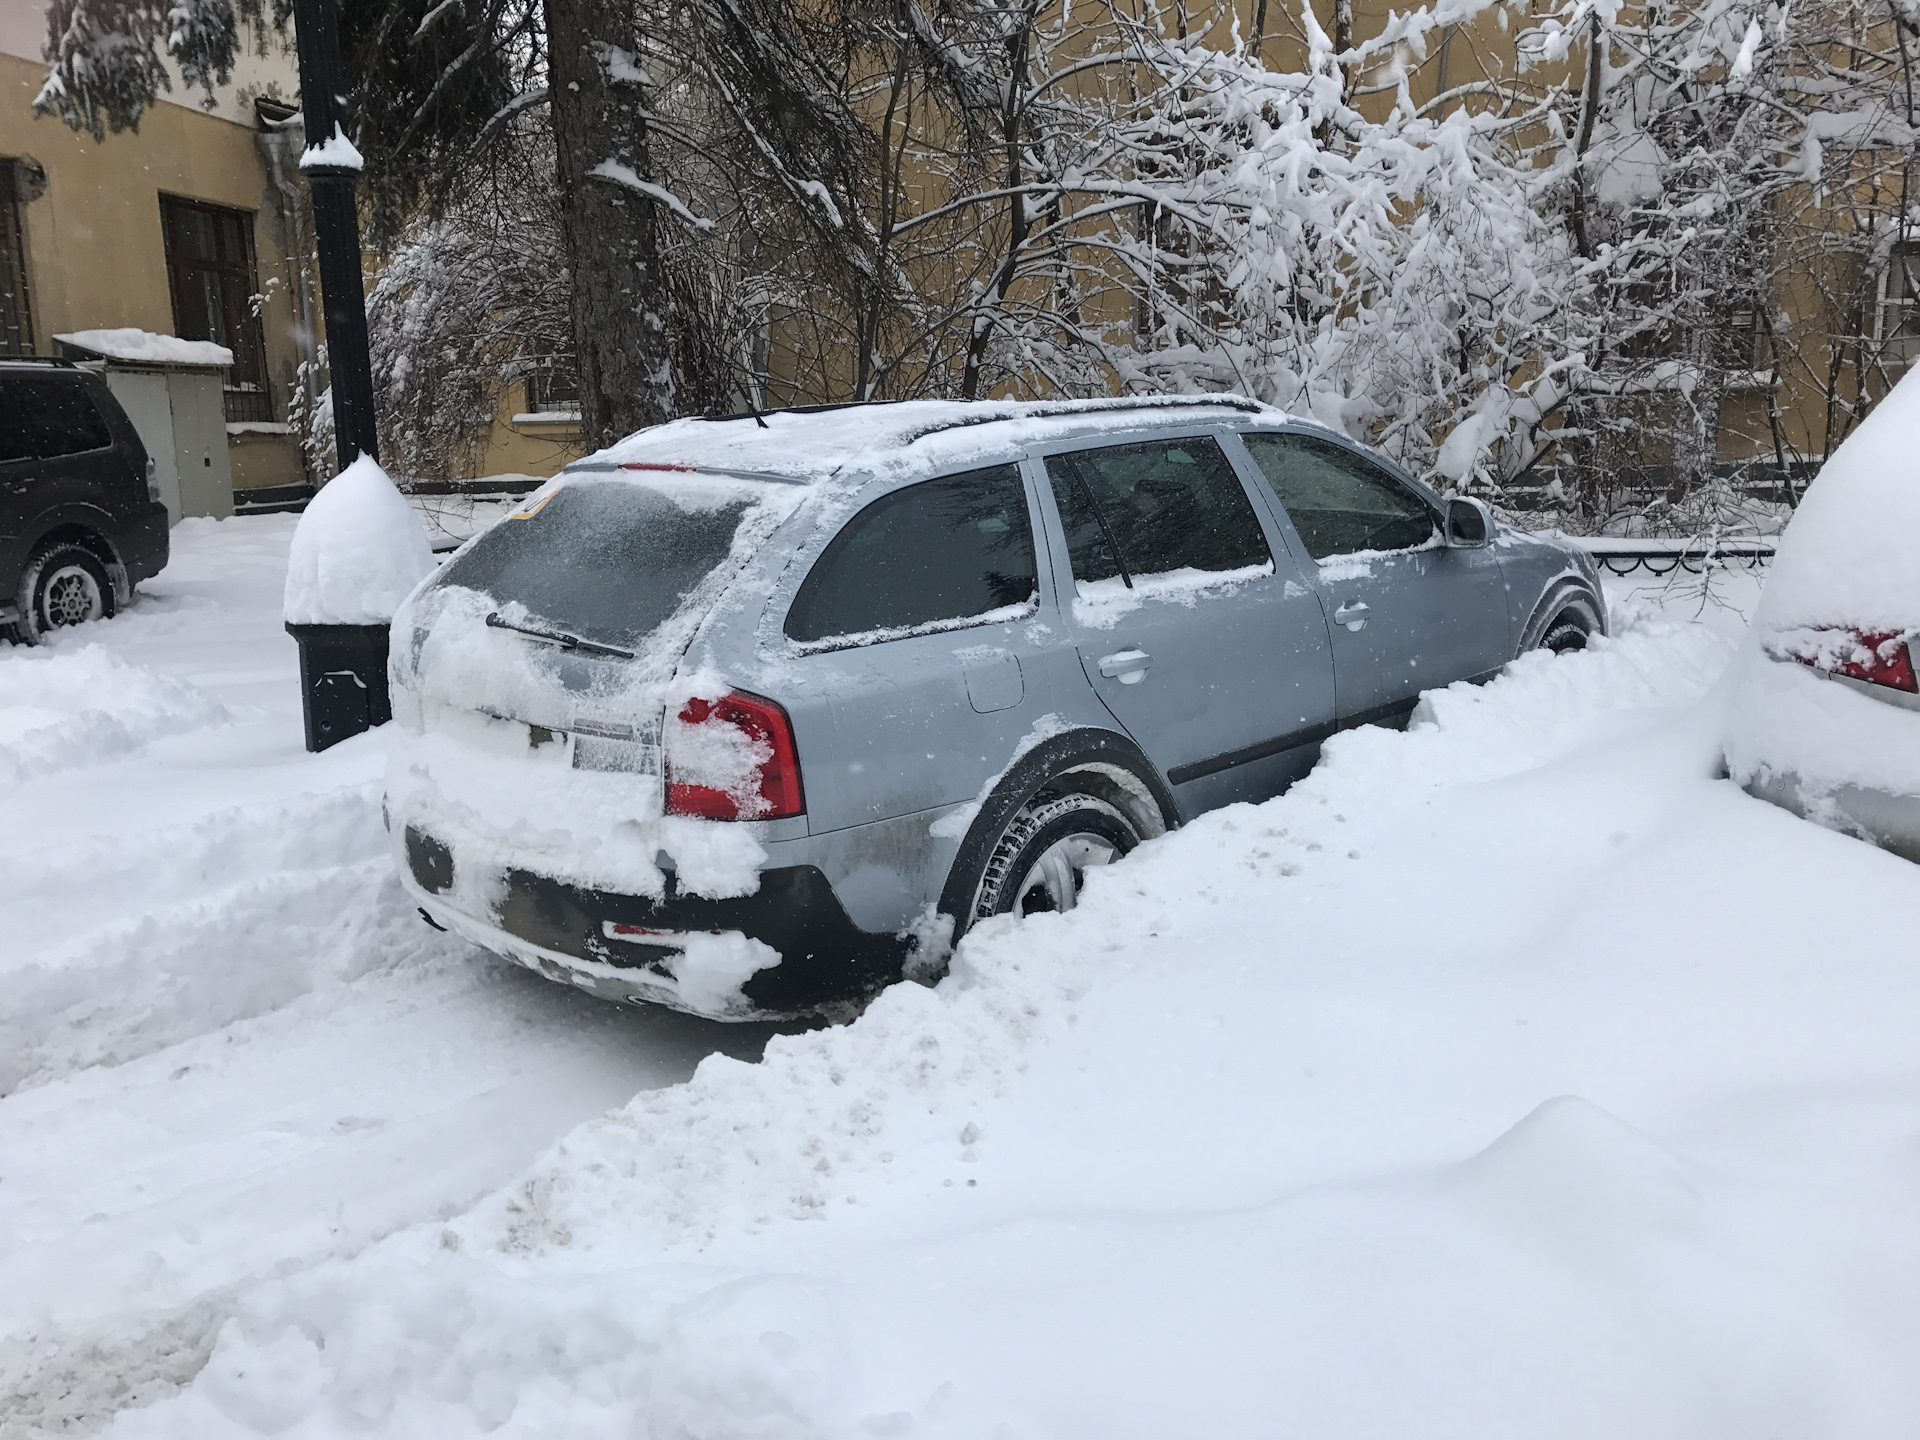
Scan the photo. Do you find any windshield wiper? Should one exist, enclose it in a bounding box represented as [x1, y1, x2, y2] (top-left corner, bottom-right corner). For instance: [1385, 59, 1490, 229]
[485, 612, 635, 660]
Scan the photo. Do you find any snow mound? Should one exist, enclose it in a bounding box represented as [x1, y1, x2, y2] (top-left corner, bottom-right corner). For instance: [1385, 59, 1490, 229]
[1449, 1096, 1699, 1252]
[55, 328, 234, 368]
[283, 457, 435, 626]
[0, 787, 409, 1095]
[1757, 366, 1920, 632]
[0, 644, 228, 784]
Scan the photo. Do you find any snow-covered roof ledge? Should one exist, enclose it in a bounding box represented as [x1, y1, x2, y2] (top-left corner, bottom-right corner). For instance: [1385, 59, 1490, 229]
[54, 328, 234, 370]
[300, 125, 364, 172]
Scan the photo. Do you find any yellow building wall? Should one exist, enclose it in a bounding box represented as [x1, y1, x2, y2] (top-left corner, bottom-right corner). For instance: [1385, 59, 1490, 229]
[469, 380, 588, 480]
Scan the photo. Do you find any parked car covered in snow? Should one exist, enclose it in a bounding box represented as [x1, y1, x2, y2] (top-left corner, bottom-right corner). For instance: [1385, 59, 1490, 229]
[387, 397, 1607, 1017]
[1725, 369, 1919, 862]
[1, 356, 169, 644]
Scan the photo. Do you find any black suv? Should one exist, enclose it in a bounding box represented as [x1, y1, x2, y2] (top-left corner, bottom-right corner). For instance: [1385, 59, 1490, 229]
[1, 358, 169, 643]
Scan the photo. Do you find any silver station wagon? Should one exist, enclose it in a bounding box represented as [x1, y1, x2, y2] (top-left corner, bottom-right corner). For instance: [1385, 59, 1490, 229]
[388, 397, 1606, 1018]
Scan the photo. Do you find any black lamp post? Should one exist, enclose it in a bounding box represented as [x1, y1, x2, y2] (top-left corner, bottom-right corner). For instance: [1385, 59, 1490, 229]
[291, 0, 379, 472]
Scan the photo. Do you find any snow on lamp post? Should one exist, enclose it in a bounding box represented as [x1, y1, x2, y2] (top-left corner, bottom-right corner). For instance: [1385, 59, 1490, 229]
[292, 0, 378, 472]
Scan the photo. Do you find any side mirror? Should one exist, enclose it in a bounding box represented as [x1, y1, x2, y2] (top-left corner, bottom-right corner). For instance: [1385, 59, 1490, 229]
[1445, 497, 1495, 548]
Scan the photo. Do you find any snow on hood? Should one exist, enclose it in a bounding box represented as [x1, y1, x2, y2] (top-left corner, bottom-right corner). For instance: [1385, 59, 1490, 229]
[587, 395, 1299, 488]
[54, 328, 234, 368]
[1757, 366, 1920, 634]
[283, 456, 436, 626]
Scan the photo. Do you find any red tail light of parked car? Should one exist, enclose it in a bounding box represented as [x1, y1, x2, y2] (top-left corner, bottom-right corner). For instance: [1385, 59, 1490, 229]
[1785, 629, 1918, 694]
[665, 690, 806, 820]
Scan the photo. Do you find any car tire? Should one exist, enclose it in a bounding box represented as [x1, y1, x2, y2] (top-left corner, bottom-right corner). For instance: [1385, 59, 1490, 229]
[11, 542, 116, 645]
[1534, 596, 1601, 655]
[968, 787, 1143, 925]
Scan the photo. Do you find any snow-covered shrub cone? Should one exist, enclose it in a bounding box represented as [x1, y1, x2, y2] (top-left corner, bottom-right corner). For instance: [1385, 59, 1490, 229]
[282, 456, 435, 628]
[98, 611, 1865, 1440]
[1723, 369, 1920, 809]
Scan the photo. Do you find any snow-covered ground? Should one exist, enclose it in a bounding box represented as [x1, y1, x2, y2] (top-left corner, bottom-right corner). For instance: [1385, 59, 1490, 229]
[4, 521, 1918, 1439]
[0, 519, 797, 1434]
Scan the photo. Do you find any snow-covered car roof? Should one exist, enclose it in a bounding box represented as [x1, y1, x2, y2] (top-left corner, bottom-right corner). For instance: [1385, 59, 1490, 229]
[569, 395, 1310, 487]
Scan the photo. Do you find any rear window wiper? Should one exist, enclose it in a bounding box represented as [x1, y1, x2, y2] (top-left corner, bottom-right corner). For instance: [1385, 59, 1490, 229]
[485, 612, 636, 660]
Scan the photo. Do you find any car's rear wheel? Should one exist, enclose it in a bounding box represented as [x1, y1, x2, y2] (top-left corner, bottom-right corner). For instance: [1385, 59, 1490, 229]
[12, 542, 116, 644]
[1535, 596, 1601, 655]
[970, 789, 1142, 922]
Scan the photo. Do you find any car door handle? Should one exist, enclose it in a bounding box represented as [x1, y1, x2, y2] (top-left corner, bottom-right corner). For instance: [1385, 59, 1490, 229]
[1333, 602, 1370, 630]
[1098, 649, 1152, 684]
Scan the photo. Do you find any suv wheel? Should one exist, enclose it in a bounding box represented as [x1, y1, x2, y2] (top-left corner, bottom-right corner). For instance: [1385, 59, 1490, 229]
[1536, 600, 1599, 655]
[970, 789, 1142, 923]
[1536, 602, 1597, 652]
[13, 543, 116, 644]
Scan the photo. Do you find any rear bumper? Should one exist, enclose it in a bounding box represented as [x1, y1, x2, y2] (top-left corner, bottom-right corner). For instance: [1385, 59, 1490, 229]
[401, 823, 908, 1017]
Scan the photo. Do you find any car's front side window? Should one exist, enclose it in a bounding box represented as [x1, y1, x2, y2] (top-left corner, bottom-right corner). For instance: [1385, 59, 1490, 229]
[1043, 435, 1271, 587]
[784, 464, 1038, 645]
[1240, 433, 1435, 560]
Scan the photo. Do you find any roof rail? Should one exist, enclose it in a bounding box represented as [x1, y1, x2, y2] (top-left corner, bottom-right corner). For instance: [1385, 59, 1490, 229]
[897, 394, 1267, 446]
[693, 393, 1269, 436]
[0, 355, 80, 368]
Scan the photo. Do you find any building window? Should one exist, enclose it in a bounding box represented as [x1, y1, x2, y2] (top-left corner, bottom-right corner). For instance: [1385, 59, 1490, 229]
[525, 354, 580, 416]
[160, 194, 273, 422]
[1876, 241, 1919, 367]
[0, 160, 33, 357]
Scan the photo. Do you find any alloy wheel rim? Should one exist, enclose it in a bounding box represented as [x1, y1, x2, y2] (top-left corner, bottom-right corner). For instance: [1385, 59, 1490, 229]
[43, 565, 103, 628]
[1013, 832, 1119, 915]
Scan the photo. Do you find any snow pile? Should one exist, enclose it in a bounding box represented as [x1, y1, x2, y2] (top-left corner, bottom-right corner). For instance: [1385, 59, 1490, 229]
[55, 329, 234, 368]
[283, 456, 435, 627]
[0, 644, 228, 784]
[101, 605, 1920, 1440]
[0, 786, 404, 1096]
[298, 125, 364, 171]
[1754, 365, 1920, 633]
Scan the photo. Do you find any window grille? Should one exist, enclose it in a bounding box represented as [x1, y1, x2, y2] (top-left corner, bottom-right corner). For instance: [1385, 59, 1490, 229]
[525, 355, 581, 415]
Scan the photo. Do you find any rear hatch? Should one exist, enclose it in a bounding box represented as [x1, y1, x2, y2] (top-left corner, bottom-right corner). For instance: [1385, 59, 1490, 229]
[400, 468, 802, 713]
[388, 468, 808, 895]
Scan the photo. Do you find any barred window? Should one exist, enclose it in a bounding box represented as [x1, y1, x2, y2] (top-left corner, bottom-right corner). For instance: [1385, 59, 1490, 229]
[160, 195, 273, 422]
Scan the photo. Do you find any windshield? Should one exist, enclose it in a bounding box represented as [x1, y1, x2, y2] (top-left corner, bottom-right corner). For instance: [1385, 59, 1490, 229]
[432, 478, 754, 651]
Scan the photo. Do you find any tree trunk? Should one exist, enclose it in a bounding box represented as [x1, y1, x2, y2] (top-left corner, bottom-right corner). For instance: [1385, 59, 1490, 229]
[545, 0, 672, 447]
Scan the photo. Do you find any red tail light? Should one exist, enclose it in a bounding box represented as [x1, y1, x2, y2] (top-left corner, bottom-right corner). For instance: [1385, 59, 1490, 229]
[1789, 629, 1918, 694]
[665, 690, 805, 820]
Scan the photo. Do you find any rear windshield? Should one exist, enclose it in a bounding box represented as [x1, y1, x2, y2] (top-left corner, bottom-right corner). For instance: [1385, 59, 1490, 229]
[432, 478, 754, 649]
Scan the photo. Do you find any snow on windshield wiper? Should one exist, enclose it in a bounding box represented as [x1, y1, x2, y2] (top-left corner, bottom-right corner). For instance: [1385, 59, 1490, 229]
[484, 612, 636, 660]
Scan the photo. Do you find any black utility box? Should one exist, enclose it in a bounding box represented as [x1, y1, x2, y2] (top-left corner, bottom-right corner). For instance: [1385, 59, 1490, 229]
[286, 622, 393, 752]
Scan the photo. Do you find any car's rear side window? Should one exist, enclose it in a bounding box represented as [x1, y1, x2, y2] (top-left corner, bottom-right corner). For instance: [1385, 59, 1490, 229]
[785, 465, 1037, 644]
[1241, 432, 1435, 559]
[0, 374, 114, 463]
[1044, 436, 1270, 586]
